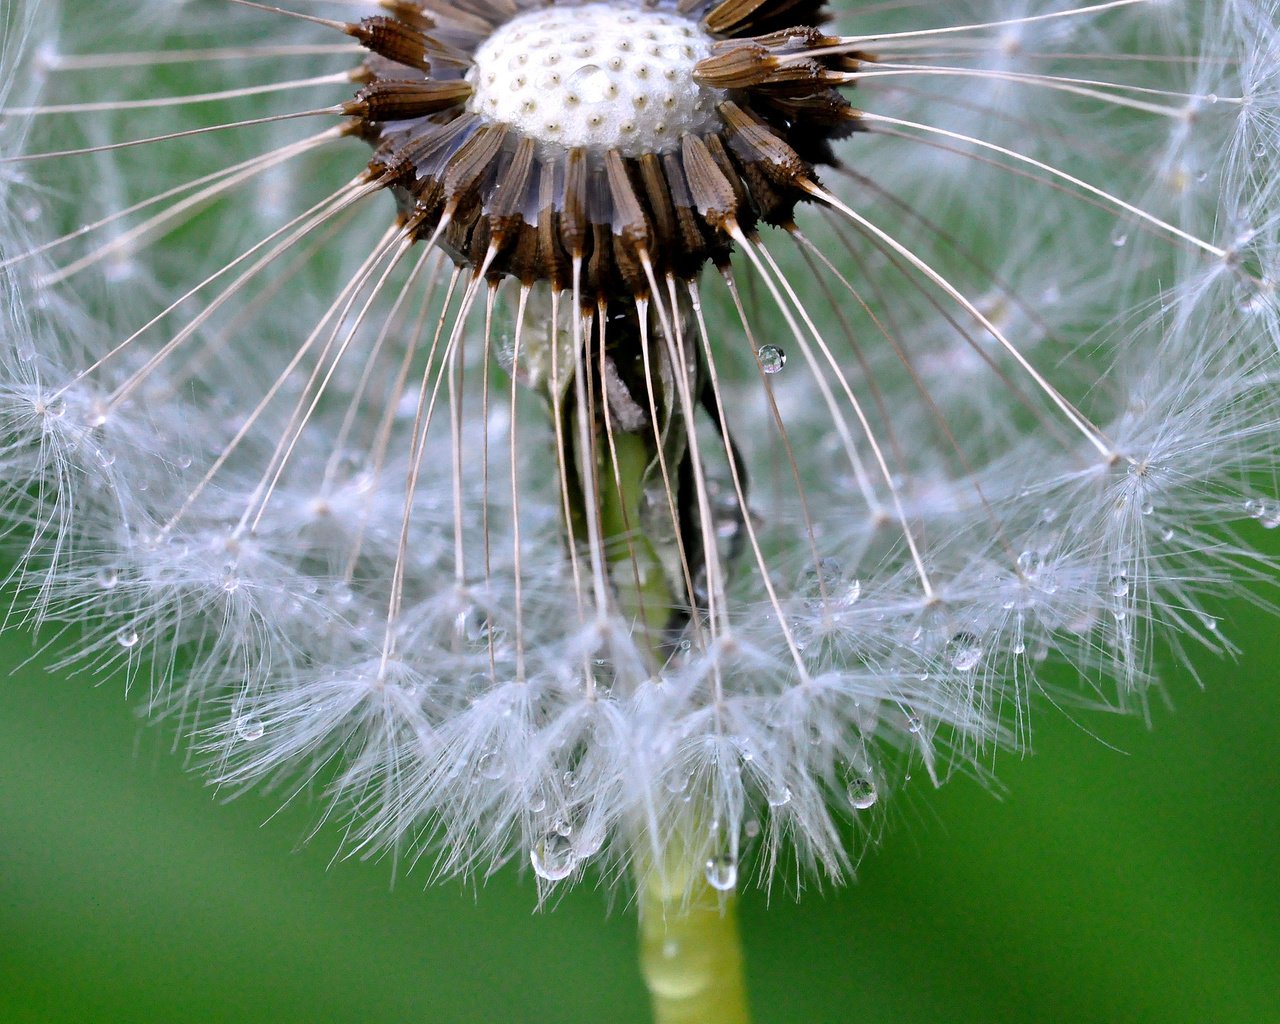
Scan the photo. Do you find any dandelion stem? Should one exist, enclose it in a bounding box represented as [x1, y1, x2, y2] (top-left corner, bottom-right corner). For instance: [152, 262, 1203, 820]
[637, 845, 752, 1024]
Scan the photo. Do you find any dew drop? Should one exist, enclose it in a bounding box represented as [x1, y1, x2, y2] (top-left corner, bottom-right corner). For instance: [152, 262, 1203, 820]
[476, 751, 506, 781]
[1110, 574, 1130, 597]
[1245, 497, 1280, 528]
[704, 854, 738, 891]
[236, 715, 264, 742]
[906, 714, 923, 734]
[530, 832, 577, 881]
[115, 626, 139, 648]
[842, 578, 862, 607]
[946, 633, 984, 671]
[95, 567, 120, 590]
[757, 345, 787, 374]
[1110, 229, 1129, 248]
[845, 775, 878, 810]
[1016, 549, 1043, 577]
[744, 820, 760, 839]
[562, 768, 579, 790]
[766, 785, 792, 808]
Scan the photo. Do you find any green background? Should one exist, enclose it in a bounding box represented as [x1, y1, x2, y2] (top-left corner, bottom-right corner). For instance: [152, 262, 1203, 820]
[2, 565, 1277, 1024]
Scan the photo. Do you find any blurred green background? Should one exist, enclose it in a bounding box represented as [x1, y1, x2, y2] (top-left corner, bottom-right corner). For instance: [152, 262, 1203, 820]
[2, 574, 1277, 1024]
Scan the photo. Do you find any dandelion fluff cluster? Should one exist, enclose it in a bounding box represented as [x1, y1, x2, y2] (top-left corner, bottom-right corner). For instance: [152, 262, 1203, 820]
[1, 0, 1278, 893]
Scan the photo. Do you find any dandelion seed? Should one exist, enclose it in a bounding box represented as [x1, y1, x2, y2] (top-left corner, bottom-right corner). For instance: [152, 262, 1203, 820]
[2, 0, 1279, 1020]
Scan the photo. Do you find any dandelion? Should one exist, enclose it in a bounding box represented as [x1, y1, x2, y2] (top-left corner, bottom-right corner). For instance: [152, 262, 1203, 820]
[1, 0, 1278, 1019]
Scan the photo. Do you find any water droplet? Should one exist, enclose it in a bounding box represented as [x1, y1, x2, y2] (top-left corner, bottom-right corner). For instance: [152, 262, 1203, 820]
[476, 751, 506, 781]
[95, 567, 120, 590]
[845, 775, 878, 810]
[1016, 549, 1043, 577]
[1110, 574, 1130, 597]
[553, 816, 574, 838]
[236, 715, 264, 742]
[757, 345, 787, 374]
[1110, 229, 1129, 248]
[744, 820, 760, 839]
[906, 714, 923, 734]
[531, 832, 577, 881]
[704, 854, 737, 891]
[562, 768, 579, 790]
[946, 633, 984, 671]
[800, 558, 844, 606]
[1140, 500, 1155, 516]
[842, 578, 862, 606]
[528, 790, 547, 813]
[43, 397, 67, 419]
[115, 626, 139, 648]
[767, 786, 792, 808]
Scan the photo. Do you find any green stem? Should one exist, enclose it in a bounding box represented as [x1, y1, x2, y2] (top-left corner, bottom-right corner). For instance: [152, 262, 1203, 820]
[637, 843, 752, 1024]
[560, 297, 747, 1022]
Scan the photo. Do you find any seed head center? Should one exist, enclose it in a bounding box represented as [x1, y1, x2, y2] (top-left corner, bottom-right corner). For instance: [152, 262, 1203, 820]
[466, 2, 725, 157]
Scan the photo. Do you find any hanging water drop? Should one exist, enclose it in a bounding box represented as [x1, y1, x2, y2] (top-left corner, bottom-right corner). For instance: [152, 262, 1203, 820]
[845, 775, 878, 810]
[476, 751, 506, 781]
[704, 854, 738, 891]
[1110, 574, 1130, 597]
[115, 626, 139, 649]
[531, 832, 577, 881]
[236, 716, 264, 742]
[757, 345, 787, 374]
[946, 633, 984, 671]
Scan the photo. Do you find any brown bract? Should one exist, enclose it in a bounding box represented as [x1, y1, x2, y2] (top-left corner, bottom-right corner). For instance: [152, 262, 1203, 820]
[337, 0, 864, 303]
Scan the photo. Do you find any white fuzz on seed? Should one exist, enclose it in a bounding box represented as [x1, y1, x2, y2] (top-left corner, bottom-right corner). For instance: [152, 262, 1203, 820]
[466, 3, 723, 155]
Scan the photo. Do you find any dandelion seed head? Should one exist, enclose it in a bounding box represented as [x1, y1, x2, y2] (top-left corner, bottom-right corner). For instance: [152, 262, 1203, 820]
[1, 0, 1279, 898]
